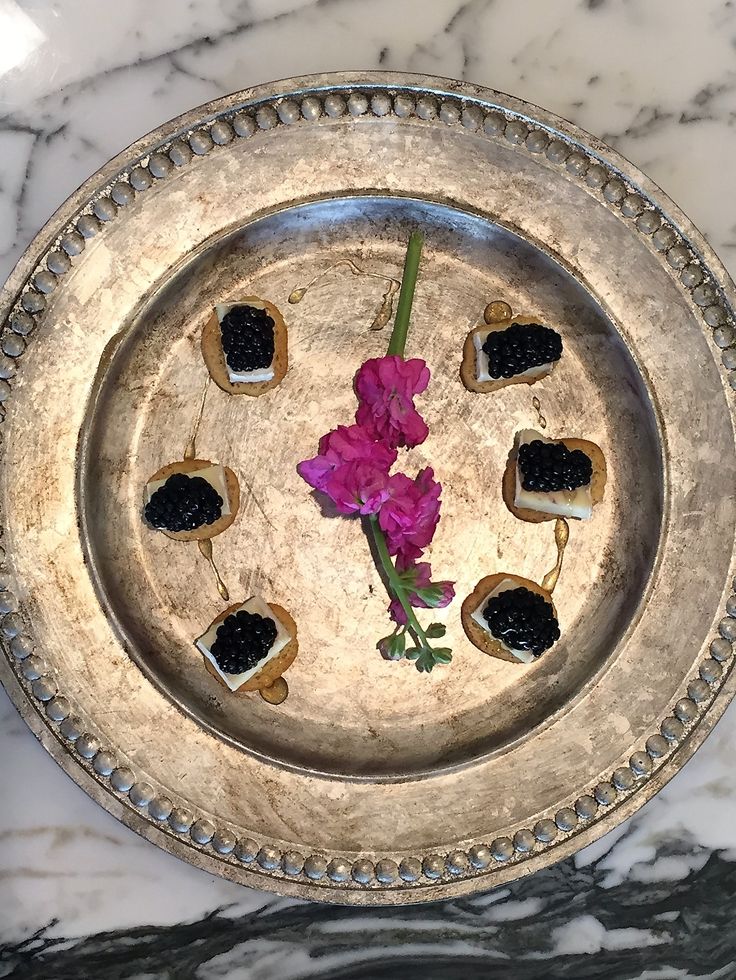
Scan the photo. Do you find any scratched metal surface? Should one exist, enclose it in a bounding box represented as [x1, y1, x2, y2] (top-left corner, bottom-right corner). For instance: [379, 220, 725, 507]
[83, 197, 661, 775]
[1, 73, 735, 903]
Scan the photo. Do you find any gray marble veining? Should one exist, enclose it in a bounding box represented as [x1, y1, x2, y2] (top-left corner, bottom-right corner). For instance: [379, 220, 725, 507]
[1, 0, 736, 977]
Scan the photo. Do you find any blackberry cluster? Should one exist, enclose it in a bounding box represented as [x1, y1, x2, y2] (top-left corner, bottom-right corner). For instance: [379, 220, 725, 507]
[145, 473, 223, 532]
[483, 587, 560, 657]
[211, 610, 278, 674]
[518, 439, 592, 493]
[220, 304, 275, 372]
[482, 322, 562, 379]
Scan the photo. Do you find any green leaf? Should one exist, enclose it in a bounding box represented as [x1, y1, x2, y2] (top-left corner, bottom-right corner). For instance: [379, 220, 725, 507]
[412, 648, 437, 673]
[412, 585, 442, 605]
[378, 630, 407, 661]
[390, 631, 406, 658]
[432, 647, 453, 665]
[405, 647, 422, 661]
[426, 623, 447, 638]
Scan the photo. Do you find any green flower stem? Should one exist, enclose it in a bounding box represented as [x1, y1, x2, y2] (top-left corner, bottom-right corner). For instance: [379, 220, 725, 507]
[386, 232, 424, 358]
[368, 514, 429, 648]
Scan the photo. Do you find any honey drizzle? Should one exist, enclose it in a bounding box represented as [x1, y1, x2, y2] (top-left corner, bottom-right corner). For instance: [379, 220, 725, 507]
[184, 376, 211, 460]
[540, 518, 570, 594]
[288, 260, 400, 330]
[532, 396, 547, 430]
[198, 538, 230, 601]
[184, 377, 229, 600]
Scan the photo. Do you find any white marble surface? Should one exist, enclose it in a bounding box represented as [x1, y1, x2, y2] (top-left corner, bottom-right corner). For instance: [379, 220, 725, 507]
[2, 0, 736, 976]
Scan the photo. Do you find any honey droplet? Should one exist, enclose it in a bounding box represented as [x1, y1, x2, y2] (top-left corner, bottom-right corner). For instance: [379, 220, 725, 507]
[260, 677, 288, 704]
[484, 300, 513, 324]
[532, 395, 547, 430]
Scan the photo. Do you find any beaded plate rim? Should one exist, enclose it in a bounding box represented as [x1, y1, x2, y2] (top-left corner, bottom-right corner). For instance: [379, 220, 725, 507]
[1, 71, 735, 904]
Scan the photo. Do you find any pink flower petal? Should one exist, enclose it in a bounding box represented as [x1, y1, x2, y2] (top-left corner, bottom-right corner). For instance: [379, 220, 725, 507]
[354, 355, 430, 449]
[298, 423, 397, 515]
[378, 466, 443, 562]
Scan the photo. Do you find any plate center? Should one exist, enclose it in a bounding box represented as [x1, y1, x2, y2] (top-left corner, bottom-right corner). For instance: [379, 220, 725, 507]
[81, 197, 663, 778]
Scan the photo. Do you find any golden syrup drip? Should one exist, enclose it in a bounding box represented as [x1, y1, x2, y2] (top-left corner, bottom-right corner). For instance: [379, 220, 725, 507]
[184, 377, 211, 459]
[259, 677, 289, 705]
[484, 300, 513, 324]
[532, 396, 547, 430]
[540, 518, 570, 594]
[197, 538, 230, 601]
[288, 260, 400, 330]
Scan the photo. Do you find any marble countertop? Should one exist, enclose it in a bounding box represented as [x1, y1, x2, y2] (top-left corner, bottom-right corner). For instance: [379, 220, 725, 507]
[2, 1, 736, 977]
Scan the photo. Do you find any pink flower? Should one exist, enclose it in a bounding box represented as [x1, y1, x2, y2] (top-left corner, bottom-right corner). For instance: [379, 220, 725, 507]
[378, 466, 442, 563]
[354, 355, 430, 449]
[388, 560, 455, 625]
[297, 424, 396, 515]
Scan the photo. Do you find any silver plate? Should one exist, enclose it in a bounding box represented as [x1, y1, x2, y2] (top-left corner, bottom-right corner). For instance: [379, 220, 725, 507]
[1, 72, 735, 904]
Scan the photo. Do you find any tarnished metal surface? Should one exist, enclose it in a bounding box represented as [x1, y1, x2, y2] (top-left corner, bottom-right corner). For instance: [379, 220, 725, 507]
[1, 72, 735, 904]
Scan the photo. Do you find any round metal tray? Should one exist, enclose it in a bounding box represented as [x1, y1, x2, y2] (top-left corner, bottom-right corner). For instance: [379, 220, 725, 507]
[1, 72, 735, 904]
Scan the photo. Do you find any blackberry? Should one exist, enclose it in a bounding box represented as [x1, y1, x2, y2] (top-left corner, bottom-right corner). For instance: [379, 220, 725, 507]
[220, 304, 275, 372]
[145, 472, 223, 532]
[482, 322, 562, 379]
[518, 439, 592, 493]
[210, 610, 278, 674]
[483, 587, 560, 657]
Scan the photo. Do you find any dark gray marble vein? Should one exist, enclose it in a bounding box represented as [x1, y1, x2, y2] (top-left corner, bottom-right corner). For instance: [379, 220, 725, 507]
[2, 845, 735, 980]
[406, 0, 495, 81]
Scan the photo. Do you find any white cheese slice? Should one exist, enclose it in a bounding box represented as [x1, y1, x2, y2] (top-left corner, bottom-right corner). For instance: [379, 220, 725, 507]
[470, 578, 536, 663]
[215, 302, 275, 384]
[195, 595, 290, 692]
[473, 329, 552, 384]
[227, 365, 275, 383]
[146, 463, 231, 516]
[514, 429, 592, 520]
